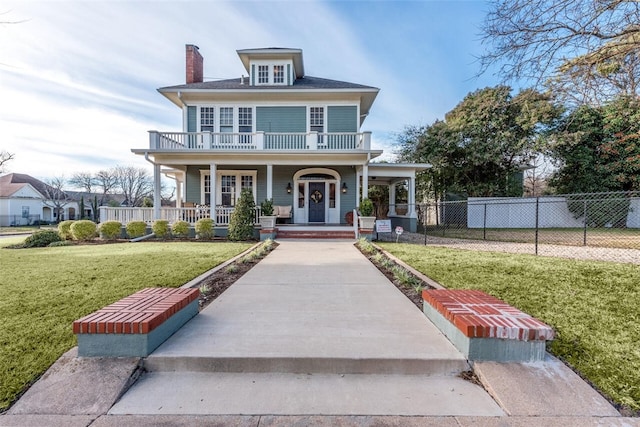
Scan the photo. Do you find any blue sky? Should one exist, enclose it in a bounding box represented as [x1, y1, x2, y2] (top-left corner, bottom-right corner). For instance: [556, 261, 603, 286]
[1, 0, 505, 185]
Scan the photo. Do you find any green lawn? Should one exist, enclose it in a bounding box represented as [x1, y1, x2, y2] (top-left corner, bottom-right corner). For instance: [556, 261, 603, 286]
[379, 242, 640, 411]
[0, 239, 252, 411]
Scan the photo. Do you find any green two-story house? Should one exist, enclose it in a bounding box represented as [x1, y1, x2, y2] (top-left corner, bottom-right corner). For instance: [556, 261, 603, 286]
[128, 45, 427, 233]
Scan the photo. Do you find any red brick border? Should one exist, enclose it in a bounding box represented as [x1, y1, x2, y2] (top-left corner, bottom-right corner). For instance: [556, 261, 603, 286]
[422, 289, 554, 341]
[73, 288, 199, 335]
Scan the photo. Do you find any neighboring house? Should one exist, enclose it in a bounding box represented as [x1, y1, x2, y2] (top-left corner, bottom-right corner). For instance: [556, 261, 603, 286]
[128, 45, 429, 231]
[0, 173, 79, 225]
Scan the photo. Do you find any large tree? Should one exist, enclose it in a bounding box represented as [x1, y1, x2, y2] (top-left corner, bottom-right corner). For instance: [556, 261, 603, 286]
[549, 95, 640, 193]
[481, 0, 640, 104]
[113, 165, 153, 207]
[41, 177, 73, 222]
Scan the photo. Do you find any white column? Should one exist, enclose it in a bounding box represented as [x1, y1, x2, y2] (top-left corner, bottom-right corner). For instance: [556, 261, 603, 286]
[153, 163, 161, 220]
[175, 178, 183, 208]
[409, 176, 417, 218]
[266, 164, 273, 200]
[362, 164, 369, 202]
[389, 183, 397, 215]
[210, 163, 217, 206]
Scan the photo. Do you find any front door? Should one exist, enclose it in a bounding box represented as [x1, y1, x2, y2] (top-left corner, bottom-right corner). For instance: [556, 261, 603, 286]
[308, 182, 325, 223]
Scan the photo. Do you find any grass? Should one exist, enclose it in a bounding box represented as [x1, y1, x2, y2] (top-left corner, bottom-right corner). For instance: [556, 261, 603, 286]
[379, 242, 640, 411]
[0, 238, 252, 411]
[424, 226, 640, 249]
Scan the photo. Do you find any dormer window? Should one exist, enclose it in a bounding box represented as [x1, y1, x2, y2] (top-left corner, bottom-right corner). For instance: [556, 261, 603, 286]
[273, 65, 284, 83]
[252, 61, 291, 86]
[258, 65, 269, 84]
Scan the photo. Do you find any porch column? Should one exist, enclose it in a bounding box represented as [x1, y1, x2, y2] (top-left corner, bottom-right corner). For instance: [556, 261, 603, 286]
[362, 164, 369, 202]
[408, 176, 417, 218]
[175, 178, 183, 208]
[389, 183, 397, 215]
[153, 163, 161, 220]
[266, 164, 273, 200]
[210, 163, 217, 207]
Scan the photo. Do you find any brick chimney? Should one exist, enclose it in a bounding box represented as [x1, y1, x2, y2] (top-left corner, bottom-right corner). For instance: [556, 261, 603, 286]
[186, 44, 203, 84]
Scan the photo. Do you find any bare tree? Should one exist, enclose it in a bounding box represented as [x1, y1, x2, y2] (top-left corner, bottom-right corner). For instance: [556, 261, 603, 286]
[41, 177, 73, 222]
[480, 0, 640, 103]
[0, 150, 15, 173]
[523, 155, 553, 197]
[68, 172, 95, 193]
[113, 165, 153, 207]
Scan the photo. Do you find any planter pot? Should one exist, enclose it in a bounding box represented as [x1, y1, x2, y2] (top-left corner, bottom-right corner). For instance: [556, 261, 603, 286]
[358, 216, 376, 230]
[259, 216, 277, 229]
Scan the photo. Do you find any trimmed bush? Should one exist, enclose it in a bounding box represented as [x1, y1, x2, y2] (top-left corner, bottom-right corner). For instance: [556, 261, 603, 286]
[23, 230, 62, 248]
[70, 220, 97, 241]
[172, 220, 190, 238]
[126, 221, 147, 238]
[152, 220, 170, 239]
[228, 188, 256, 241]
[359, 198, 374, 216]
[58, 220, 75, 240]
[99, 221, 122, 240]
[195, 218, 214, 240]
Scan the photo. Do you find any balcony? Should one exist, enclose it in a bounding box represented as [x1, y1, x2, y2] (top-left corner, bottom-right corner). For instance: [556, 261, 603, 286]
[148, 131, 372, 151]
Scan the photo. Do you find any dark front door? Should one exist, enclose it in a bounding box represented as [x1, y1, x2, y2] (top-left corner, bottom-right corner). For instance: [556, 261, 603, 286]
[308, 182, 325, 223]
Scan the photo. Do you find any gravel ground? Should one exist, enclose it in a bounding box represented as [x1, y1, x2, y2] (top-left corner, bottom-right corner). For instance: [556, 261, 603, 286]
[376, 231, 640, 265]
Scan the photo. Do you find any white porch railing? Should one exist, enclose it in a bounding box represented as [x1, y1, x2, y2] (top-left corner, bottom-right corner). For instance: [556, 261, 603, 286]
[99, 206, 261, 226]
[149, 130, 371, 151]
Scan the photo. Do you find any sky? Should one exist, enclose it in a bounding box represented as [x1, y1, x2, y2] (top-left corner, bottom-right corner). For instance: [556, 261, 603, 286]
[0, 0, 506, 188]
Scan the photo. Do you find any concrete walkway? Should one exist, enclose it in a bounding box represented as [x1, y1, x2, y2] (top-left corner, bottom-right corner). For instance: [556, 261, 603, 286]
[2, 240, 636, 426]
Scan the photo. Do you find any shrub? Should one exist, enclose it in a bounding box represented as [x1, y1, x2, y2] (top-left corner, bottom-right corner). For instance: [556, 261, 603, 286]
[152, 220, 170, 239]
[260, 198, 274, 216]
[359, 198, 374, 216]
[195, 218, 214, 240]
[23, 230, 62, 248]
[48, 241, 72, 247]
[228, 188, 256, 241]
[70, 220, 97, 241]
[58, 220, 75, 240]
[99, 221, 122, 240]
[172, 220, 190, 238]
[126, 221, 147, 238]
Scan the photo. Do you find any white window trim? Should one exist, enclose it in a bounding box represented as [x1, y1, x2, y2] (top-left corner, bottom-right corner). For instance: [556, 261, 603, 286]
[251, 60, 291, 86]
[308, 105, 327, 133]
[200, 170, 257, 206]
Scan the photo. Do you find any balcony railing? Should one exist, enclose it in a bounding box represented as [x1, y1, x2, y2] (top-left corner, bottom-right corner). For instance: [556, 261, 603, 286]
[148, 131, 372, 151]
[99, 206, 261, 226]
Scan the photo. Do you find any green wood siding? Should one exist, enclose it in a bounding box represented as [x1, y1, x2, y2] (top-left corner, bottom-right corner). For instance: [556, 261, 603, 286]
[256, 107, 306, 132]
[328, 106, 357, 133]
[185, 166, 201, 203]
[187, 106, 197, 132]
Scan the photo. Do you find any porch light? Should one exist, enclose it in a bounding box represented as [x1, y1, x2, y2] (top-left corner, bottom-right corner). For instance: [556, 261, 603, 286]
[286, 182, 292, 194]
[342, 182, 348, 194]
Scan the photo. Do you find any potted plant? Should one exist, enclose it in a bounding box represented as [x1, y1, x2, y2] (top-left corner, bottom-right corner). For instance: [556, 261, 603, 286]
[358, 198, 376, 230]
[259, 198, 277, 229]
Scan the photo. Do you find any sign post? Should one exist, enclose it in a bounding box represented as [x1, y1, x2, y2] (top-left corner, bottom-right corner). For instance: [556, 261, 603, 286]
[395, 226, 404, 243]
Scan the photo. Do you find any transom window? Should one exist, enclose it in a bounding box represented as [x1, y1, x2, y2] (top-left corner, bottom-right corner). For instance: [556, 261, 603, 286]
[273, 65, 284, 83]
[258, 65, 268, 84]
[201, 107, 215, 132]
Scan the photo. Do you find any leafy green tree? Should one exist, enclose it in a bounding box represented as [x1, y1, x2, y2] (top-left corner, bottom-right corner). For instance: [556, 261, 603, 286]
[397, 86, 558, 198]
[227, 188, 256, 241]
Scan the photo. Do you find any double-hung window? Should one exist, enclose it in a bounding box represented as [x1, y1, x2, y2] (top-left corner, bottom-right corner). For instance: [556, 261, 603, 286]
[273, 65, 284, 84]
[202, 170, 257, 207]
[310, 106, 324, 145]
[258, 65, 269, 84]
[219, 107, 234, 144]
[238, 107, 252, 144]
[201, 107, 215, 132]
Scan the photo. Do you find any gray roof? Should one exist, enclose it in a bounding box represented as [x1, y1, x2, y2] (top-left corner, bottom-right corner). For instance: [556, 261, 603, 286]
[159, 75, 379, 92]
[0, 173, 62, 198]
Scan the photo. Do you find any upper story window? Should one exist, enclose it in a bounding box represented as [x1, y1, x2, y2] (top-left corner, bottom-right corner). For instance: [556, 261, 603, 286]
[201, 107, 215, 131]
[258, 65, 269, 84]
[219, 107, 233, 133]
[310, 107, 324, 132]
[273, 65, 284, 84]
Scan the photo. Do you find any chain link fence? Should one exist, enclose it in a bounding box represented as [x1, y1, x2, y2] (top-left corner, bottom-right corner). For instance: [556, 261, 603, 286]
[380, 192, 640, 264]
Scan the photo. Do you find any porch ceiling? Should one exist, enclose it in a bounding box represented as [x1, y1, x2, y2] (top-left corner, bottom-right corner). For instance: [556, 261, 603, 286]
[365, 163, 431, 185]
